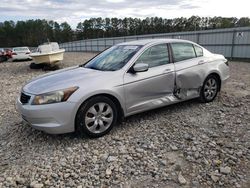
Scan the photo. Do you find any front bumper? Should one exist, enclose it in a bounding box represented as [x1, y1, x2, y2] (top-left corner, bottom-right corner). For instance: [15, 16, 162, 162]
[16, 97, 77, 134]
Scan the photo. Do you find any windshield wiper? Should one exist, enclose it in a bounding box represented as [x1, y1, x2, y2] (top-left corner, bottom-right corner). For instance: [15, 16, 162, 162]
[80, 64, 116, 71]
[84, 66, 102, 71]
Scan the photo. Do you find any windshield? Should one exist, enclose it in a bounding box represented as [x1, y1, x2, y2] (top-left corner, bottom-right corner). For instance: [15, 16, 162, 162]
[13, 47, 29, 52]
[84, 45, 142, 71]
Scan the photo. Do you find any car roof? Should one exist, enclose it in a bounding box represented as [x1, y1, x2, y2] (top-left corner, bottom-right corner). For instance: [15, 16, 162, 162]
[118, 39, 195, 46]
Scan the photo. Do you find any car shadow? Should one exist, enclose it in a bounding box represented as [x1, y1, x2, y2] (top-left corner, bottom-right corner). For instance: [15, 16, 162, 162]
[22, 98, 201, 142]
[121, 98, 200, 123]
[12, 59, 32, 62]
[10, 95, 215, 151]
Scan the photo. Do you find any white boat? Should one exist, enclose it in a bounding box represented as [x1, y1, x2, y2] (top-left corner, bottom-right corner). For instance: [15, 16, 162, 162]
[30, 42, 65, 65]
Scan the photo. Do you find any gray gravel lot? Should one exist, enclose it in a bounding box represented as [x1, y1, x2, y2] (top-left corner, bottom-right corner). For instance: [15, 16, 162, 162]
[0, 52, 250, 187]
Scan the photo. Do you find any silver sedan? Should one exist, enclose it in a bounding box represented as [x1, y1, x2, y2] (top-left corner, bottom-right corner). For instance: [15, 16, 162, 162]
[17, 39, 230, 137]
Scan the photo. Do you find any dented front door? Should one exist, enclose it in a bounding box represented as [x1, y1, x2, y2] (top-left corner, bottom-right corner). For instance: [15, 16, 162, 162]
[124, 43, 175, 115]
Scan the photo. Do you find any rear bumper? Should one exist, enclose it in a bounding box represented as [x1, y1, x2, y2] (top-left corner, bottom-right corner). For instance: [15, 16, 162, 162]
[12, 54, 32, 60]
[16, 98, 77, 134]
[219, 62, 230, 87]
[221, 74, 230, 84]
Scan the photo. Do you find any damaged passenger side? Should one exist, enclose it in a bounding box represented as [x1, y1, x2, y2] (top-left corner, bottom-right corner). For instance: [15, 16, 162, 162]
[170, 42, 206, 100]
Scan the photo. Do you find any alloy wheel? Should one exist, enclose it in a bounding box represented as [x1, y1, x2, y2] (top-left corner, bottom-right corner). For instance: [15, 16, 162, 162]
[203, 77, 218, 100]
[85, 102, 114, 134]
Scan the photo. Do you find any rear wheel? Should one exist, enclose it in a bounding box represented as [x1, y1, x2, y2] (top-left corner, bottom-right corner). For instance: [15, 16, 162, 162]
[199, 75, 219, 103]
[75, 96, 118, 137]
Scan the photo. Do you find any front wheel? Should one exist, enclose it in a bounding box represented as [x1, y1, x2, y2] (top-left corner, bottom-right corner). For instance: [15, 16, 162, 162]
[199, 75, 219, 103]
[75, 96, 118, 137]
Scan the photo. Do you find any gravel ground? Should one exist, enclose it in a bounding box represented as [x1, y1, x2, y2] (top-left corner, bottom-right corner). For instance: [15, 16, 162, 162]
[0, 52, 249, 188]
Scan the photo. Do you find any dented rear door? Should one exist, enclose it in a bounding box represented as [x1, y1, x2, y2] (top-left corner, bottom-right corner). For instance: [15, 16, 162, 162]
[171, 43, 207, 99]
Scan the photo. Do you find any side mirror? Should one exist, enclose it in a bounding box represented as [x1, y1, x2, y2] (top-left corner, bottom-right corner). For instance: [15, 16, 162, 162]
[133, 63, 149, 73]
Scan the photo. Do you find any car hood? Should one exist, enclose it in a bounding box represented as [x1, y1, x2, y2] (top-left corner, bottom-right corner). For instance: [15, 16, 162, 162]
[23, 66, 111, 94]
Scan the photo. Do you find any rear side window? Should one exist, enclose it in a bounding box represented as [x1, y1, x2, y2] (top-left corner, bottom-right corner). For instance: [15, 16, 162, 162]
[171, 43, 196, 62]
[194, 45, 203, 57]
[135, 44, 169, 68]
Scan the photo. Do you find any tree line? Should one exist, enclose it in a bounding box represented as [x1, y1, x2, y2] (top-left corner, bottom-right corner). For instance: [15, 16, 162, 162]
[0, 16, 250, 47]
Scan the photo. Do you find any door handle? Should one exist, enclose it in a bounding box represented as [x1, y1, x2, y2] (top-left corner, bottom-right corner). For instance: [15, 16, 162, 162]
[164, 68, 172, 72]
[198, 60, 206, 65]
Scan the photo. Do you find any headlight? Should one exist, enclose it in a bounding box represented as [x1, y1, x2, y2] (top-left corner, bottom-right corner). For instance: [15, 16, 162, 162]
[32, 86, 78, 105]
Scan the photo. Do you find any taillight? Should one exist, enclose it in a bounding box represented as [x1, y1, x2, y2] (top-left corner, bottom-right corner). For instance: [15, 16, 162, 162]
[12, 53, 17, 55]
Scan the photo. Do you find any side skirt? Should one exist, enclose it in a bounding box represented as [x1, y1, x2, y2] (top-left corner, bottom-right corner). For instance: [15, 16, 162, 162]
[125, 93, 197, 117]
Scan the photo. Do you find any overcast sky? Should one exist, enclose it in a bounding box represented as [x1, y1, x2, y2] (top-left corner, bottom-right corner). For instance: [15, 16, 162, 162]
[0, 0, 249, 28]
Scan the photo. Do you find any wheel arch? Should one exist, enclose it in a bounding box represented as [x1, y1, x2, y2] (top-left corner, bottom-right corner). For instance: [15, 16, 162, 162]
[205, 72, 222, 91]
[94, 93, 125, 120]
[74, 93, 125, 131]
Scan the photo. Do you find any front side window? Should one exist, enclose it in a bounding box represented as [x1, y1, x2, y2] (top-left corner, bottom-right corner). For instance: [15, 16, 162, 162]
[171, 43, 196, 62]
[135, 44, 169, 68]
[194, 45, 203, 57]
[84, 45, 141, 71]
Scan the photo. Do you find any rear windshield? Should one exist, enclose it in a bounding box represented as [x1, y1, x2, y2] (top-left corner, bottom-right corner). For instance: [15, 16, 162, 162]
[13, 47, 29, 51]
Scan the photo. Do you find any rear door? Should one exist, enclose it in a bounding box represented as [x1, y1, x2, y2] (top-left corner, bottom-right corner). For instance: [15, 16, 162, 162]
[170, 42, 207, 99]
[123, 43, 175, 115]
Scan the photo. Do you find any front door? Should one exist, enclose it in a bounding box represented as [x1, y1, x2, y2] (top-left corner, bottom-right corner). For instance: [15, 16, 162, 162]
[123, 43, 175, 115]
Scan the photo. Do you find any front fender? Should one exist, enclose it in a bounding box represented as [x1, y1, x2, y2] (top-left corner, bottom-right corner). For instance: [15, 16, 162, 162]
[69, 87, 126, 117]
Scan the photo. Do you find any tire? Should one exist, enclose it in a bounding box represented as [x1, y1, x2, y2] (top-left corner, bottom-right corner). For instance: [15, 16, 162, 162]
[43, 64, 60, 71]
[75, 96, 118, 138]
[3, 56, 7, 62]
[29, 62, 46, 69]
[199, 75, 219, 103]
[0, 56, 7, 62]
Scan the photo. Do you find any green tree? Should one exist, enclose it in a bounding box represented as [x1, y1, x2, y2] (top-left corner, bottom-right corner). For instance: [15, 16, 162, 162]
[1, 16, 250, 47]
[237, 17, 250, 27]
